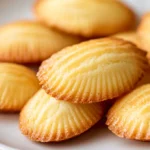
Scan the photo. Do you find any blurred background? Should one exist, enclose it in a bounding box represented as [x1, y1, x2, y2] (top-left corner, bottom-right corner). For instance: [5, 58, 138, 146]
[0, 0, 150, 25]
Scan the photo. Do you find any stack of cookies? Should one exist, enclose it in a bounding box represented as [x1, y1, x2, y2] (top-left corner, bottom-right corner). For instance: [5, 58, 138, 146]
[1, 0, 150, 143]
[20, 37, 147, 142]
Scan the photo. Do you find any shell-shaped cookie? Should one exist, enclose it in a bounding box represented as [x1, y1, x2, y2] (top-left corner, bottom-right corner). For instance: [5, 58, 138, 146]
[34, 0, 135, 38]
[112, 30, 138, 46]
[106, 84, 150, 141]
[0, 21, 81, 63]
[0, 63, 40, 112]
[138, 13, 150, 52]
[20, 89, 103, 142]
[37, 38, 147, 103]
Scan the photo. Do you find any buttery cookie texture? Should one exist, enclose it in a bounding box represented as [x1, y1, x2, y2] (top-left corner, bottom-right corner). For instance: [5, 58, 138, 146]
[34, 0, 135, 38]
[113, 30, 138, 46]
[37, 38, 147, 103]
[106, 84, 150, 141]
[0, 21, 81, 63]
[138, 13, 150, 52]
[0, 63, 40, 112]
[20, 89, 104, 142]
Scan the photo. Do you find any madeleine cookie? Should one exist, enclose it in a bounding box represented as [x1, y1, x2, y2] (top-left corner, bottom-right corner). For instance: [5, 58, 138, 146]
[37, 38, 147, 103]
[138, 13, 150, 52]
[20, 89, 103, 142]
[106, 84, 150, 141]
[34, 0, 135, 38]
[0, 63, 40, 112]
[113, 30, 138, 46]
[0, 21, 81, 63]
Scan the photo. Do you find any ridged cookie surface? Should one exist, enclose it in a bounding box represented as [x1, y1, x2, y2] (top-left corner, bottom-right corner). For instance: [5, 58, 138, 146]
[0, 63, 40, 112]
[0, 21, 81, 63]
[20, 89, 103, 142]
[106, 84, 150, 141]
[37, 38, 147, 103]
[34, 0, 135, 37]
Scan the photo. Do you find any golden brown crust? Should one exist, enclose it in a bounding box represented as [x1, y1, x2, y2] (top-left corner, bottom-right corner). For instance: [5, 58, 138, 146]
[136, 66, 150, 87]
[20, 89, 104, 142]
[37, 38, 147, 103]
[106, 84, 150, 141]
[146, 53, 150, 64]
[39, 75, 144, 104]
[0, 20, 81, 63]
[0, 63, 40, 112]
[34, 0, 136, 38]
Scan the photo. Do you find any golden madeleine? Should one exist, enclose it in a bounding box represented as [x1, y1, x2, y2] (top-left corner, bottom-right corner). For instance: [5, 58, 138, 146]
[34, 0, 135, 38]
[106, 84, 150, 141]
[20, 89, 104, 142]
[37, 38, 147, 103]
[0, 63, 40, 112]
[138, 13, 150, 52]
[113, 30, 138, 46]
[0, 21, 81, 63]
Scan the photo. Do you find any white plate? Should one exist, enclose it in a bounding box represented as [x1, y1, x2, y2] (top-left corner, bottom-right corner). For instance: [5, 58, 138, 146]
[0, 0, 150, 150]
